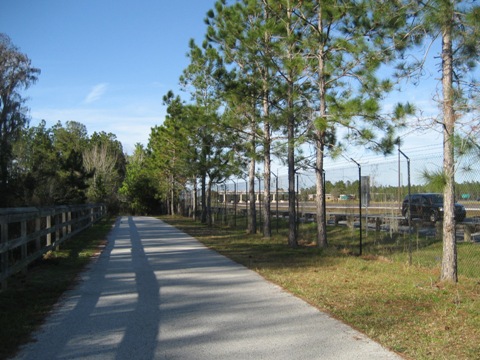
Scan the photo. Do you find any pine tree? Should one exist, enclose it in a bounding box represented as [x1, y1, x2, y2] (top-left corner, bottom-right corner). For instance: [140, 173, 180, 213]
[206, 0, 279, 236]
[427, 0, 479, 282]
[258, 0, 411, 247]
[400, 0, 480, 282]
[180, 40, 241, 226]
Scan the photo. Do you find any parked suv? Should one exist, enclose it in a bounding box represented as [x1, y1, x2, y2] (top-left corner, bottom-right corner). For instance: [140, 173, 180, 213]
[401, 193, 466, 223]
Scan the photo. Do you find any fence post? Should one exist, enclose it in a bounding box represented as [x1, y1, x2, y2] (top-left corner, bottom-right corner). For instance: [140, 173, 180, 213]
[35, 216, 41, 251]
[21, 220, 27, 274]
[435, 221, 443, 241]
[1, 220, 8, 289]
[55, 212, 60, 251]
[46, 214, 52, 246]
[62, 210, 67, 240]
[350, 158, 362, 256]
[68, 209, 72, 235]
[464, 224, 473, 243]
[399, 149, 412, 265]
[0, 204, 106, 287]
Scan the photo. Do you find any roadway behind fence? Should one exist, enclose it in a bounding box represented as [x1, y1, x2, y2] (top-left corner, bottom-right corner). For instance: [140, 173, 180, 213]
[0, 204, 106, 289]
[186, 148, 480, 280]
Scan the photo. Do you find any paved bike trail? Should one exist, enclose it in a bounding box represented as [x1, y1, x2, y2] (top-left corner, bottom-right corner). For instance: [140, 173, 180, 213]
[13, 216, 402, 360]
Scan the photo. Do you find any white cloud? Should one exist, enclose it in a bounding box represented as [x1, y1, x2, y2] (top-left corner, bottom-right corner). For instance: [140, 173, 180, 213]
[84, 83, 108, 104]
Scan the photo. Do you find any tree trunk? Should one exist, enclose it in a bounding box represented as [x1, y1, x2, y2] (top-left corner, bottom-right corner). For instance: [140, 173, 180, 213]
[0, 137, 11, 205]
[263, 94, 272, 238]
[262, 2, 272, 239]
[201, 174, 207, 224]
[263, 132, 271, 238]
[248, 156, 257, 234]
[288, 107, 297, 247]
[440, 21, 457, 283]
[315, 4, 327, 248]
[170, 173, 175, 216]
[316, 138, 327, 247]
[286, 5, 297, 248]
[207, 181, 213, 227]
[193, 178, 197, 221]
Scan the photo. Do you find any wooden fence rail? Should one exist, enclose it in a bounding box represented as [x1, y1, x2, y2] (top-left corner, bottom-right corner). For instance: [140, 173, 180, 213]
[0, 204, 106, 289]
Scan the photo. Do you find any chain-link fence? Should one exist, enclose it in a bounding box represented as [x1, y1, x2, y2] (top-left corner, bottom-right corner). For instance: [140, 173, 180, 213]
[185, 148, 480, 280]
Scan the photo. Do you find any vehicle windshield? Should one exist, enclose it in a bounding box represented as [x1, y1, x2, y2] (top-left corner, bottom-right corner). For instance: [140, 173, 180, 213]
[426, 194, 443, 203]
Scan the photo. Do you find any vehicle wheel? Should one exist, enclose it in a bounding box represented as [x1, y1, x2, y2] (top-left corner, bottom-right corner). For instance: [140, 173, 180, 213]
[429, 211, 439, 223]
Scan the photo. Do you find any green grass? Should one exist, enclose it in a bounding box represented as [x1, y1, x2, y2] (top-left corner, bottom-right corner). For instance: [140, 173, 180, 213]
[2, 215, 478, 360]
[0, 217, 115, 360]
[163, 216, 480, 360]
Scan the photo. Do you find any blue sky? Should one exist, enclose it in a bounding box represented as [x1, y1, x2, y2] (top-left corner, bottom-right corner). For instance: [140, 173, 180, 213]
[1, 0, 445, 166]
[0, 0, 215, 154]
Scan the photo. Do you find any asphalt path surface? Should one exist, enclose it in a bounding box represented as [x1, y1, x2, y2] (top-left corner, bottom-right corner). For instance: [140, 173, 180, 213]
[14, 216, 402, 360]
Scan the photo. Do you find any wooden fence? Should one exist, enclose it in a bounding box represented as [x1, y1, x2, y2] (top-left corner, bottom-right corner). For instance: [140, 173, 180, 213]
[0, 204, 106, 289]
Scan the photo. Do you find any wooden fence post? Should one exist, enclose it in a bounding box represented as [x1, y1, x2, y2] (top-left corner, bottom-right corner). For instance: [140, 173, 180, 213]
[0, 204, 105, 286]
[67, 210, 72, 235]
[1, 221, 8, 289]
[55, 212, 60, 251]
[21, 220, 27, 275]
[46, 214, 52, 246]
[35, 216, 41, 251]
[62, 210, 67, 240]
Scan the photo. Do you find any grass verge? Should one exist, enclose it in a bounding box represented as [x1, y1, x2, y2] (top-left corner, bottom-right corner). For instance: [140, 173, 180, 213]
[0, 217, 115, 360]
[163, 216, 480, 360]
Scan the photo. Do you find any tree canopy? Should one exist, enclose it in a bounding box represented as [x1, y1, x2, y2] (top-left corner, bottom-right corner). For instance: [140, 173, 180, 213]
[2, 2, 480, 282]
[0, 33, 40, 204]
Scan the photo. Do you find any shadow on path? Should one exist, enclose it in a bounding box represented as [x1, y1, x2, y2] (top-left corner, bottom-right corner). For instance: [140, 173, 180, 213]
[15, 217, 161, 360]
[14, 216, 401, 360]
